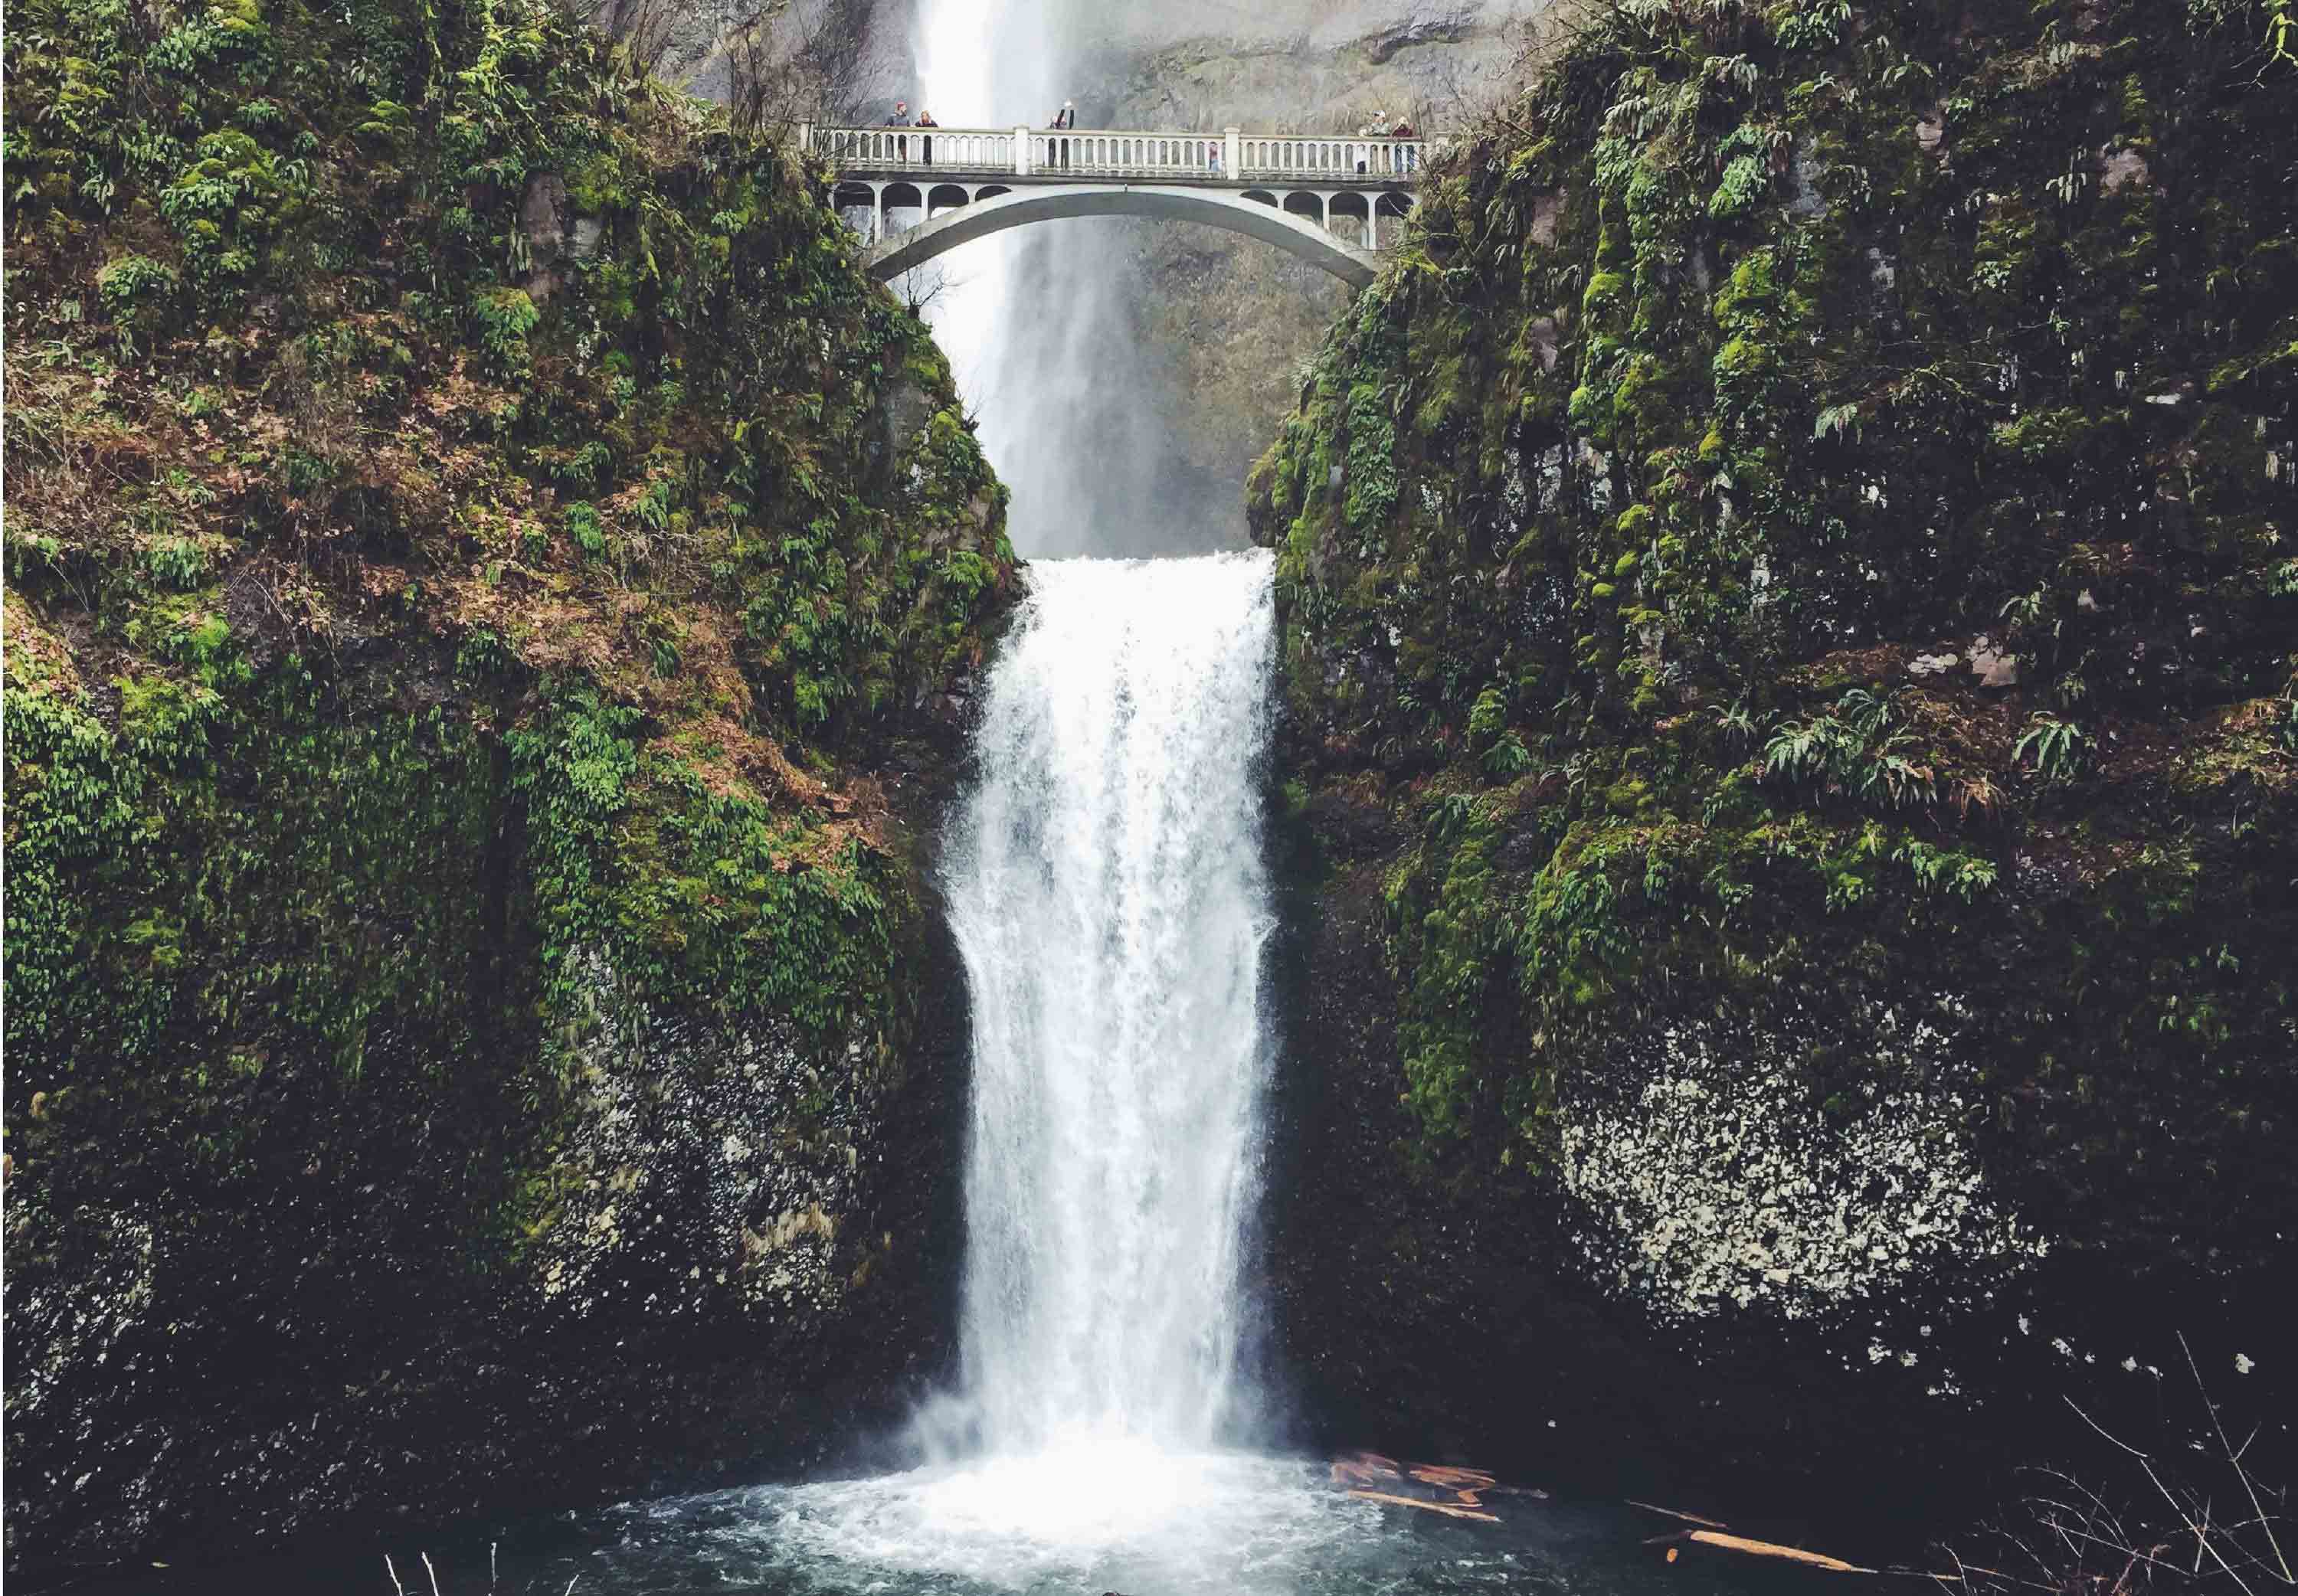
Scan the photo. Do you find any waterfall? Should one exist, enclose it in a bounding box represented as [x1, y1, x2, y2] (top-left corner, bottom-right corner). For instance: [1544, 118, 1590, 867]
[912, 2, 1210, 558]
[557, 558, 1416, 1585]
[944, 551, 1278, 1455]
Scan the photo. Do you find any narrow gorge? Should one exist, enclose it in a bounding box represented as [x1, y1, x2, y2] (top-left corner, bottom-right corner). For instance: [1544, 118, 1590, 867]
[2, 0, 2292, 1589]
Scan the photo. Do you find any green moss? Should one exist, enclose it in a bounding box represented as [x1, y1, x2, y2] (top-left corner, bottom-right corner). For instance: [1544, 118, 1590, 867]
[1247, 0, 2298, 1231]
[3, 0, 1020, 1559]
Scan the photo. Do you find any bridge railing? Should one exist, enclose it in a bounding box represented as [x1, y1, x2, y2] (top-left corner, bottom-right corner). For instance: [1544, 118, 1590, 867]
[1239, 136, 1426, 181]
[809, 125, 1017, 175]
[803, 123, 1432, 185]
[1029, 130, 1229, 178]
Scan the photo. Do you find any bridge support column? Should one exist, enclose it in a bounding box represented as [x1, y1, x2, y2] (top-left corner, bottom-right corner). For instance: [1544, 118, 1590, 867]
[870, 182, 886, 244]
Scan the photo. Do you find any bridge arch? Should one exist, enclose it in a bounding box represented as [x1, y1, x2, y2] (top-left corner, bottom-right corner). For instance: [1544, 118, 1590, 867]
[863, 183, 1386, 289]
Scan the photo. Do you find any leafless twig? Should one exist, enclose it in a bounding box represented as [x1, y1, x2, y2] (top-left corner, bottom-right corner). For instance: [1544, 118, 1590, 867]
[1941, 1351, 2291, 1596]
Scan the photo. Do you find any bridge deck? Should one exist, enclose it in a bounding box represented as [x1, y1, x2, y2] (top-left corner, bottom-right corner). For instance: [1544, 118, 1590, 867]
[803, 123, 1434, 188]
[803, 123, 1437, 288]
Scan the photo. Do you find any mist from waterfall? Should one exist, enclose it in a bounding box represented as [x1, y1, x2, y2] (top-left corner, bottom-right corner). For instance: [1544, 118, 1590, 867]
[911, 0, 1216, 559]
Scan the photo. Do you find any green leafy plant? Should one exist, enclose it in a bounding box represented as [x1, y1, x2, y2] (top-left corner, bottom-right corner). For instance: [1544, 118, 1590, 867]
[1763, 688, 1939, 808]
[96, 255, 181, 325]
[2014, 712, 2089, 779]
[473, 286, 542, 373]
[564, 502, 607, 559]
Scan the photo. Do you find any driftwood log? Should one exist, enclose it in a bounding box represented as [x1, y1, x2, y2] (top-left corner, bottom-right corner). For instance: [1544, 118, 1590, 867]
[1334, 1454, 1884, 1575]
[1346, 1490, 1503, 1522]
[1686, 1529, 1876, 1573]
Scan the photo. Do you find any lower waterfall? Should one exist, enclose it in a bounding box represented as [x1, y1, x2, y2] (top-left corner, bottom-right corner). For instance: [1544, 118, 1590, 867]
[946, 552, 1277, 1456]
[483, 558, 1721, 1594]
[697, 554, 1400, 1585]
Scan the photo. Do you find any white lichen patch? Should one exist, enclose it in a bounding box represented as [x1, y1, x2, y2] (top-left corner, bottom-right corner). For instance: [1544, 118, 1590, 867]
[1557, 1012, 2047, 1324]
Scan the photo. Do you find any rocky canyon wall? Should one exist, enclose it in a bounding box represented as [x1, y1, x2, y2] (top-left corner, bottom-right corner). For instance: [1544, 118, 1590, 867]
[2, 0, 1015, 1570]
[1249, 0, 2296, 1531]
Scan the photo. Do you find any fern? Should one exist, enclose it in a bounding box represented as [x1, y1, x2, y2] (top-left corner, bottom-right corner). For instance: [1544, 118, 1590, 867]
[1763, 688, 1938, 807]
[2013, 714, 2088, 780]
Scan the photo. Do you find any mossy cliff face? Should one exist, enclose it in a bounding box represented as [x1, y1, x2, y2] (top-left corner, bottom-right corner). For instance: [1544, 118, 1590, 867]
[1250, 0, 2295, 1517]
[2, 0, 1016, 1569]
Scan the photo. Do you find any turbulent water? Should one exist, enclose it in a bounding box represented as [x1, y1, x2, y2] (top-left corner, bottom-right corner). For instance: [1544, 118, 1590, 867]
[942, 554, 1277, 1454]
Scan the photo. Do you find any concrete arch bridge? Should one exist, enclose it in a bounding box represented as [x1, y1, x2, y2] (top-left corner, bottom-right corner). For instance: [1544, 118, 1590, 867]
[801, 123, 1435, 291]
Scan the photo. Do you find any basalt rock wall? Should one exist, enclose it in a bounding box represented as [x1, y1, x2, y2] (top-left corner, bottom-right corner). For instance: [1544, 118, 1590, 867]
[2, 0, 1014, 1572]
[1251, 0, 2296, 1535]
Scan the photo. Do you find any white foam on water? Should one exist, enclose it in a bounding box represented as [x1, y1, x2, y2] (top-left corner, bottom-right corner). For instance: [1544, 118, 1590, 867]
[735, 1450, 1399, 1594]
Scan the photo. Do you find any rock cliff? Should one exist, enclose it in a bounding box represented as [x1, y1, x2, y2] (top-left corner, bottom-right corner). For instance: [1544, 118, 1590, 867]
[1250, 0, 2295, 1529]
[2, 0, 1015, 1571]
[1088, 1, 1555, 540]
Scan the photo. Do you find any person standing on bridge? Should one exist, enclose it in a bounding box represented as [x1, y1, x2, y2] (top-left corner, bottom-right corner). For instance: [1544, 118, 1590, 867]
[885, 100, 911, 160]
[1051, 100, 1075, 170]
[915, 108, 938, 165]
[1392, 116, 1418, 173]
[1355, 116, 1383, 175]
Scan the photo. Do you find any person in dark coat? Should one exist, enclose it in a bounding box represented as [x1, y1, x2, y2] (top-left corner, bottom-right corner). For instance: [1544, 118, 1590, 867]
[884, 100, 910, 159]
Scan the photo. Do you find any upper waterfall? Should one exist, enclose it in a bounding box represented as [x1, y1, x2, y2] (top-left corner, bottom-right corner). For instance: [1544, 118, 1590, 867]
[944, 552, 1279, 1454]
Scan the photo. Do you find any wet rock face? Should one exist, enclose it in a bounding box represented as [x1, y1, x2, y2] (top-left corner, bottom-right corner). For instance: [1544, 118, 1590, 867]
[0, 743, 977, 1572]
[1249, 0, 2296, 1528]
[1258, 846, 1972, 1520]
[1556, 1009, 2047, 1326]
[2, 0, 1016, 1573]
[529, 952, 883, 1323]
[1264, 793, 2294, 1533]
[1367, 9, 1482, 63]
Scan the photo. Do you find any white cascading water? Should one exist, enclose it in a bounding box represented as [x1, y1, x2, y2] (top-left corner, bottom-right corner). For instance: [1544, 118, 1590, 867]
[946, 553, 1276, 1456]
[909, 0, 1203, 558]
